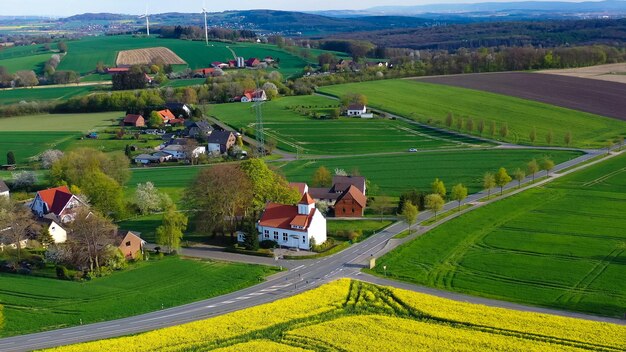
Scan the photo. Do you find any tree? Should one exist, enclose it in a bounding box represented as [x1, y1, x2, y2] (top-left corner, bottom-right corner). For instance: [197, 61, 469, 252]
[398, 189, 426, 212]
[431, 178, 446, 198]
[494, 167, 512, 195]
[156, 204, 188, 254]
[529, 127, 537, 144]
[135, 182, 164, 215]
[489, 121, 496, 137]
[540, 157, 555, 177]
[546, 130, 554, 145]
[239, 159, 299, 215]
[514, 168, 525, 188]
[15, 70, 38, 87]
[466, 118, 474, 133]
[11, 171, 37, 190]
[38, 227, 55, 248]
[236, 135, 244, 148]
[57, 41, 68, 53]
[0, 197, 35, 262]
[148, 111, 163, 128]
[40, 149, 64, 169]
[499, 123, 509, 139]
[262, 82, 278, 100]
[400, 202, 418, 236]
[371, 194, 391, 221]
[477, 119, 485, 135]
[425, 194, 444, 221]
[349, 41, 374, 60]
[445, 112, 453, 128]
[6, 151, 15, 165]
[483, 172, 496, 198]
[242, 220, 259, 251]
[450, 183, 468, 211]
[182, 139, 199, 164]
[312, 166, 332, 187]
[266, 138, 277, 155]
[527, 159, 539, 182]
[340, 92, 368, 108]
[564, 131, 572, 146]
[68, 210, 117, 273]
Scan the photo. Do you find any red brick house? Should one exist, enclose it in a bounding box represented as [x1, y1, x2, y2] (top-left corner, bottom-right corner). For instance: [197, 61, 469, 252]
[334, 185, 367, 217]
[117, 230, 145, 260]
[122, 114, 145, 127]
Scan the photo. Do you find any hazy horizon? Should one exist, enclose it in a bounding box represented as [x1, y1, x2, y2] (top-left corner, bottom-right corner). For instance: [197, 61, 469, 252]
[1, 0, 601, 17]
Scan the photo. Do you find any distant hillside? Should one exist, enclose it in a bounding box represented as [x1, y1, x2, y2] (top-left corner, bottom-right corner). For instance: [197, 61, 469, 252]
[331, 18, 626, 50]
[62, 13, 132, 22]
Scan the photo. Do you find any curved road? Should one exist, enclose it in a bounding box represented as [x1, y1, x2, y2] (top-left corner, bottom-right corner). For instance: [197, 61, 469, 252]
[1, 147, 623, 351]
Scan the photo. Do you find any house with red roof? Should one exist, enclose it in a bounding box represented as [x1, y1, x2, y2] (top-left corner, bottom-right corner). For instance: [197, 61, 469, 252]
[156, 109, 184, 125]
[30, 186, 86, 224]
[239, 89, 267, 103]
[194, 68, 215, 77]
[245, 58, 260, 67]
[334, 185, 367, 217]
[256, 193, 327, 250]
[122, 114, 145, 127]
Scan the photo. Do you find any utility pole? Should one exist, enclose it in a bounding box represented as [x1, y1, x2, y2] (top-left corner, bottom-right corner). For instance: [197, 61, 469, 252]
[255, 100, 265, 157]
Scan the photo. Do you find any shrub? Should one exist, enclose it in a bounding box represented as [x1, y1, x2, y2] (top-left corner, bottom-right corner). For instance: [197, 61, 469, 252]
[56, 265, 69, 280]
[260, 240, 278, 249]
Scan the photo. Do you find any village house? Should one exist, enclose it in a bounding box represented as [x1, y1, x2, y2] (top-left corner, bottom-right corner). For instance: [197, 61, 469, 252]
[194, 68, 215, 78]
[117, 230, 145, 260]
[256, 193, 327, 250]
[122, 114, 145, 127]
[37, 217, 67, 244]
[333, 185, 367, 217]
[30, 186, 86, 224]
[239, 89, 267, 103]
[156, 109, 184, 125]
[162, 141, 207, 160]
[0, 180, 9, 197]
[134, 154, 164, 164]
[245, 58, 261, 67]
[308, 175, 367, 217]
[207, 130, 236, 155]
[185, 120, 214, 138]
[165, 103, 193, 119]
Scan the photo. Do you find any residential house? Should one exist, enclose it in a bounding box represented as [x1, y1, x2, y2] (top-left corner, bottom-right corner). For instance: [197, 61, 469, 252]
[334, 185, 367, 217]
[239, 89, 267, 103]
[156, 109, 179, 124]
[165, 103, 193, 119]
[347, 104, 367, 117]
[211, 61, 229, 69]
[185, 120, 214, 138]
[256, 193, 327, 250]
[30, 186, 86, 224]
[207, 130, 236, 155]
[0, 180, 9, 197]
[122, 114, 145, 127]
[134, 154, 164, 164]
[117, 230, 145, 260]
[38, 217, 67, 244]
[245, 58, 260, 67]
[332, 175, 367, 195]
[162, 140, 207, 160]
[153, 151, 173, 162]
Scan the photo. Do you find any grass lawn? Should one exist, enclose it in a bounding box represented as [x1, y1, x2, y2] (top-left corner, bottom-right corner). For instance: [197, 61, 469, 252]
[44, 280, 626, 352]
[0, 53, 52, 75]
[0, 85, 97, 105]
[0, 112, 122, 132]
[327, 220, 393, 242]
[374, 152, 626, 317]
[209, 96, 488, 156]
[318, 80, 626, 148]
[0, 256, 276, 337]
[278, 149, 582, 196]
[0, 131, 80, 163]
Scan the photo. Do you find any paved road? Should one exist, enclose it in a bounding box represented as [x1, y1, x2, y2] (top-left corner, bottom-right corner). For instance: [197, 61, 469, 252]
[1, 148, 622, 351]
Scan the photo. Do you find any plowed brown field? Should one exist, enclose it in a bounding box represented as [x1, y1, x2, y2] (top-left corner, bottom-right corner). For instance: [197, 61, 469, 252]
[116, 47, 186, 66]
[418, 72, 626, 121]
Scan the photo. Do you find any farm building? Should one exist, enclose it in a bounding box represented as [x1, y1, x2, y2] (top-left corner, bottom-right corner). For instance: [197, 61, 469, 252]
[246, 58, 261, 67]
[134, 154, 164, 164]
[334, 185, 367, 217]
[207, 130, 236, 155]
[117, 230, 145, 260]
[30, 186, 87, 224]
[194, 68, 215, 77]
[122, 114, 145, 127]
[0, 180, 9, 197]
[308, 175, 367, 217]
[347, 104, 367, 117]
[255, 193, 327, 250]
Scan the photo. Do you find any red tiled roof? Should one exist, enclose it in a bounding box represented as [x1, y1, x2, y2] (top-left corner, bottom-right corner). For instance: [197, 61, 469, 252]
[336, 185, 367, 208]
[124, 114, 143, 123]
[37, 186, 72, 215]
[299, 192, 315, 205]
[157, 109, 176, 121]
[259, 203, 315, 232]
[106, 67, 129, 73]
[289, 182, 307, 196]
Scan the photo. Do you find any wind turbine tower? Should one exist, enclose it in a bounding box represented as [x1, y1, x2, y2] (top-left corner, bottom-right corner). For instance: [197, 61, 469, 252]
[139, 5, 150, 36]
[202, 2, 209, 46]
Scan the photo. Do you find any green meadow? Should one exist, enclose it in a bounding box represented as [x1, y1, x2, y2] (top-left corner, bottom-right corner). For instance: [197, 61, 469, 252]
[0, 86, 98, 105]
[0, 257, 275, 337]
[209, 95, 488, 156]
[319, 80, 626, 148]
[374, 152, 626, 317]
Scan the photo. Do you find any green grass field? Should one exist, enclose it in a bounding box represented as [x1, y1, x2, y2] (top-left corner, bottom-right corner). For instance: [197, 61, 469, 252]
[279, 149, 582, 196]
[0, 86, 97, 105]
[0, 256, 275, 337]
[374, 152, 626, 317]
[54, 36, 308, 76]
[0, 44, 52, 60]
[0, 112, 121, 132]
[0, 132, 79, 163]
[318, 80, 626, 148]
[209, 96, 487, 156]
[0, 53, 52, 75]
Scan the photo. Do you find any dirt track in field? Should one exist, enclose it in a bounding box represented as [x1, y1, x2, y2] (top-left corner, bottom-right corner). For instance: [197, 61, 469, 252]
[116, 47, 187, 66]
[417, 72, 626, 121]
[539, 63, 626, 84]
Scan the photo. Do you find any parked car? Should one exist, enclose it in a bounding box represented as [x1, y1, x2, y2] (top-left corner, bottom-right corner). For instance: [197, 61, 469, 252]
[408, 148, 418, 152]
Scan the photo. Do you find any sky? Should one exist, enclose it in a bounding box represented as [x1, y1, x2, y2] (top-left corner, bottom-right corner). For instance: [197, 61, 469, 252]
[2, 0, 590, 16]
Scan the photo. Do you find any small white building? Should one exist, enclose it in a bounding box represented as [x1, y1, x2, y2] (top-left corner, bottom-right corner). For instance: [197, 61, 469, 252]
[0, 180, 9, 198]
[39, 218, 67, 244]
[347, 104, 367, 117]
[162, 145, 206, 160]
[256, 193, 327, 250]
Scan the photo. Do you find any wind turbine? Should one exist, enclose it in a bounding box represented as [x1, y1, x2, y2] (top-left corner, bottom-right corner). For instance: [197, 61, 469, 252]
[139, 5, 150, 37]
[202, 2, 209, 46]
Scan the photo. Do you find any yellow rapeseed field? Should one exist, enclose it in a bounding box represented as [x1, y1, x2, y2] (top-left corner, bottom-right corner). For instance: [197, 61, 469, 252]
[43, 279, 626, 352]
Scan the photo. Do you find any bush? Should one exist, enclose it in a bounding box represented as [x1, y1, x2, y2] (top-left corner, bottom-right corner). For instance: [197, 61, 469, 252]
[56, 265, 69, 280]
[260, 240, 278, 249]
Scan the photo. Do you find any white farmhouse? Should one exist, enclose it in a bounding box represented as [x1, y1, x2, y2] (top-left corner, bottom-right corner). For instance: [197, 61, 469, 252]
[347, 104, 367, 117]
[256, 193, 327, 250]
[0, 180, 9, 198]
[39, 217, 67, 244]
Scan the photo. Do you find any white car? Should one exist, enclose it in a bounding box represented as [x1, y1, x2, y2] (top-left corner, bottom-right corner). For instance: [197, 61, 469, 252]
[408, 148, 418, 152]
